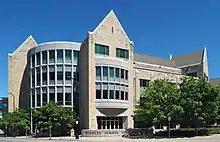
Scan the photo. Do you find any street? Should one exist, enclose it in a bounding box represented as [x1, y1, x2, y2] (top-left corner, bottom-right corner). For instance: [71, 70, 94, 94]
[1, 135, 220, 142]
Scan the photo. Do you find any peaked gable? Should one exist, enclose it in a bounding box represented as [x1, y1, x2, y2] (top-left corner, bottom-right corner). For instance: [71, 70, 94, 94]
[9, 35, 37, 56]
[92, 10, 131, 42]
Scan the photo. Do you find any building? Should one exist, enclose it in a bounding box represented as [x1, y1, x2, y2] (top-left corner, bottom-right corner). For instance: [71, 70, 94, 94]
[8, 10, 209, 133]
[0, 97, 8, 118]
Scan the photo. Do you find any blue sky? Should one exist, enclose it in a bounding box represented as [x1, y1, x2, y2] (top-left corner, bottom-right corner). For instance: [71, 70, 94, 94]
[0, 0, 219, 97]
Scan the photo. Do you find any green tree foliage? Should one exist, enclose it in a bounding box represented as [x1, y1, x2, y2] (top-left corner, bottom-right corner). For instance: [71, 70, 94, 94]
[135, 79, 183, 126]
[179, 77, 220, 129]
[33, 102, 76, 135]
[0, 109, 30, 136]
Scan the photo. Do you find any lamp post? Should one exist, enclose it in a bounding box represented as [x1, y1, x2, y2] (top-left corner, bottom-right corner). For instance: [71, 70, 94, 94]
[168, 117, 171, 138]
[72, 77, 79, 140]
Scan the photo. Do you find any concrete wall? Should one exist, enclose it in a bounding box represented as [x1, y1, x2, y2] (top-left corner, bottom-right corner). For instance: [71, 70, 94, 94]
[8, 36, 37, 112]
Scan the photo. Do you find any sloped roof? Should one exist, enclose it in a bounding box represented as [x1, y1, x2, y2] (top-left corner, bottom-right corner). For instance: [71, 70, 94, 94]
[209, 78, 220, 86]
[134, 53, 177, 68]
[172, 49, 204, 67]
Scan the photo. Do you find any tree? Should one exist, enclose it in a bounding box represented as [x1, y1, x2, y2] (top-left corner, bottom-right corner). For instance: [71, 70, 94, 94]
[0, 109, 30, 136]
[135, 79, 183, 127]
[33, 102, 76, 136]
[179, 77, 220, 134]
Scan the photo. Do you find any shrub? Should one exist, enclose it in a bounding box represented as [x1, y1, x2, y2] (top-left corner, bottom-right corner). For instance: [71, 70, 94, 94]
[208, 128, 220, 135]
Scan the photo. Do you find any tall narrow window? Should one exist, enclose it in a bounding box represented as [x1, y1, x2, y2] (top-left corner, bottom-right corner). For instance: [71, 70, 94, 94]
[57, 87, 63, 105]
[57, 50, 63, 63]
[36, 89, 41, 107]
[36, 67, 40, 86]
[32, 54, 35, 67]
[49, 66, 55, 84]
[42, 88, 47, 106]
[109, 67, 114, 78]
[36, 52, 40, 65]
[103, 89, 108, 99]
[31, 69, 35, 87]
[121, 69, 124, 79]
[116, 90, 119, 99]
[125, 92, 128, 100]
[65, 50, 72, 63]
[125, 70, 128, 80]
[57, 65, 63, 84]
[103, 67, 108, 77]
[65, 93, 71, 105]
[96, 90, 101, 99]
[49, 87, 55, 102]
[115, 68, 119, 78]
[121, 91, 124, 100]
[32, 90, 35, 108]
[49, 50, 55, 63]
[109, 90, 114, 99]
[42, 66, 47, 85]
[74, 51, 79, 62]
[42, 51, 47, 64]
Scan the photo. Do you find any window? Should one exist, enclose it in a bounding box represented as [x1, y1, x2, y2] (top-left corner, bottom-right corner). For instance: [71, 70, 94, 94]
[96, 66, 101, 77]
[103, 67, 108, 77]
[36, 52, 40, 65]
[74, 51, 79, 62]
[140, 79, 150, 87]
[103, 90, 108, 99]
[42, 92, 47, 106]
[125, 70, 128, 80]
[116, 90, 119, 99]
[42, 66, 47, 85]
[109, 90, 114, 99]
[110, 67, 114, 78]
[95, 44, 109, 55]
[42, 51, 47, 64]
[57, 50, 63, 63]
[49, 66, 55, 84]
[121, 69, 124, 79]
[121, 91, 124, 100]
[65, 93, 71, 105]
[65, 50, 72, 62]
[125, 92, 128, 100]
[57, 71, 63, 81]
[57, 93, 63, 105]
[186, 72, 197, 77]
[49, 50, 55, 63]
[115, 68, 119, 78]
[97, 117, 123, 130]
[96, 90, 101, 99]
[65, 72, 71, 80]
[49, 93, 55, 102]
[32, 54, 35, 67]
[36, 68, 40, 86]
[32, 90, 35, 108]
[36, 92, 41, 107]
[31, 69, 35, 87]
[116, 48, 129, 59]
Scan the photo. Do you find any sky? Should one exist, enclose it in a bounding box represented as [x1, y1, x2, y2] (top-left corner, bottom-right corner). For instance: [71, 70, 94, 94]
[0, 0, 220, 97]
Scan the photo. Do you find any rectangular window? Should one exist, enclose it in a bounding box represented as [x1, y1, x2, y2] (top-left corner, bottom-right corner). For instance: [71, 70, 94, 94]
[36, 68, 40, 86]
[65, 72, 71, 80]
[36, 52, 40, 65]
[115, 68, 119, 78]
[186, 72, 197, 77]
[103, 67, 108, 77]
[57, 71, 63, 81]
[96, 66, 101, 77]
[32, 54, 35, 67]
[42, 66, 47, 85]
[125, 92, 128, 100]
[140, 79, 150, 87]
[49, 50, 55, 63]
[95, 44, 109, 55]
[109, 67, 114, 77]
[121, 69, 124, 79]
[96, 90, 101, 99]
[42, 51, 47, 64]
[42, 93, 47, 106]
[65, 93, 71, 105]
[32, 90, 35, 108]
[36, 92, 41, 107]
[125, 70, 128, 80]
[49, 93, 55, 102]
[32, 69, 35, 87]
[121, 91, 124, 100]
[65, 50, 72, 63]
[74, 51, 79, 62]
[109, 90, 114, 99]
[103, 90, 108, 99]
[57, 50, 63, 63]
[116, 48, 129, 59]
[57, 93, 63, 105]
[116, 90, 119, 99]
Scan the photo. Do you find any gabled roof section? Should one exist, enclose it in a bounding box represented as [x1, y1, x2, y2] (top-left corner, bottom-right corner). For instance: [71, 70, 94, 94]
[209, 78, 220, 86]
[8, 35, 37, 56]
[172, 49, 204, 68]
[134, 53, 177, 68]
[92, 10, 131, 42]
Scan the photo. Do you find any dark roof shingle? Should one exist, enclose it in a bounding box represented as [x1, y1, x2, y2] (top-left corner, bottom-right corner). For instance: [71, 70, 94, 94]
[134, 53, 177, 68]
[172, 50, 204, 67]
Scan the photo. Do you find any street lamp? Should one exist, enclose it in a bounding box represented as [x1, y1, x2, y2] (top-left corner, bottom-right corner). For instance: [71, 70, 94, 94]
[70, 76, 79, 140]
[168, 116, 171, 138]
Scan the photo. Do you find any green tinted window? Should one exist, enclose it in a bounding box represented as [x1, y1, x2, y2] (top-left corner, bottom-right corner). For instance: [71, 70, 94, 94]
[95, 44, 109, 55]
[116, 48, 129, 59]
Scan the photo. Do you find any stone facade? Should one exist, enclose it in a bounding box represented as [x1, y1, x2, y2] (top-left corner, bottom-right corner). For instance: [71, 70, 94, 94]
[8, 36, 37, 112]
